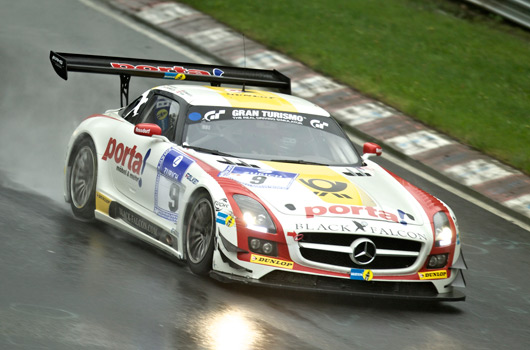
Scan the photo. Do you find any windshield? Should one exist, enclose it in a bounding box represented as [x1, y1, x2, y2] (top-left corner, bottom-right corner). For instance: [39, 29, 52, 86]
[182, 106, 360, 166]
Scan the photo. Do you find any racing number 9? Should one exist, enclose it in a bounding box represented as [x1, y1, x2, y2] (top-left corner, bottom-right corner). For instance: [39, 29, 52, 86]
[169, 183, 179, 212]
[250, 175, 267, 185]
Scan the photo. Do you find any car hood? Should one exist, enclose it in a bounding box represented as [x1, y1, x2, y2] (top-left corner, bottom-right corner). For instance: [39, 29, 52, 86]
[194, 154, 427, 226]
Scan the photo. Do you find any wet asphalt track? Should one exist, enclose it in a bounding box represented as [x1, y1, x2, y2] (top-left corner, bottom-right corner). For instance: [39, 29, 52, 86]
[0, 0, 529, 349]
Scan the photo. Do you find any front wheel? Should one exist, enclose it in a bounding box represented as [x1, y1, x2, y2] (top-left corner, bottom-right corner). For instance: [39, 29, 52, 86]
[69, 138, 97, 220]
[185, 192, 215, 275]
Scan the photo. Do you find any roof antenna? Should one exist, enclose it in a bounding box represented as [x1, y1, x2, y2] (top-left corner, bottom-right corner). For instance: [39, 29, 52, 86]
[242, 34, 247, 92]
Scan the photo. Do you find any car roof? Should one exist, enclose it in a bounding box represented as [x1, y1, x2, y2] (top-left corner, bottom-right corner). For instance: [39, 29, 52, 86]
[154, 84, 331, 116]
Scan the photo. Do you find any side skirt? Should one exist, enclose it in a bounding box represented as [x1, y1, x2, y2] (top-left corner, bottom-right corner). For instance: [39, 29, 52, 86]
[94, 206, 184, 260]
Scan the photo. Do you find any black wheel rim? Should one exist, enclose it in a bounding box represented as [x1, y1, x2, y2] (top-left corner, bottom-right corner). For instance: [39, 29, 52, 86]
[70, 146, 95, 209]
[187, 198, 214, 264]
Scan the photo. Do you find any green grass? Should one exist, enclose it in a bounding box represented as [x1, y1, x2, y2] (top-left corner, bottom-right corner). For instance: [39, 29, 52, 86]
[177, 0, 530, 174]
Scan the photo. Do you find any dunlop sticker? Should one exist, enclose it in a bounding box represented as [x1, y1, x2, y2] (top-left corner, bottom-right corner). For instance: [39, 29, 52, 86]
[418, 270, 448, 280]
[250, 255, 294, 269]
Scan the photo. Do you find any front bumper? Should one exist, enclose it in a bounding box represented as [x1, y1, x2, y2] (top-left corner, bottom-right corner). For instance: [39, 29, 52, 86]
[210, 269, 466, 302]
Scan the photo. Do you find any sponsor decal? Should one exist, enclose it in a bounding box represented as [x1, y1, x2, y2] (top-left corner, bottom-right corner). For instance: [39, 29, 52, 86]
[250, 255, 294, 269]
[204, 109, 225, 121]
[185, 172, 199, 185]
[397, 209, 415, 226]
[135, 126, 152, 135]
[95, 192, 111, 215]
[216, 212, 235, 227]
[303, 205, 416, 226]
[51, 54, 64, 68]
[110, 62, 224, 77]
[102, 137, 151, 186]
[367, 226, 427, 240]
[157, 149, 194, 183]
[264, 162, 375, 207]
[294, 222, 427, 240]
[418, 270, 448, 280]
[353, 220, 368, 232]
[231, 109, 305, 124]
[310, 119, 328, 129]
[116, 205, 162, 239]
[214, 198, 230, 211]
[157, 109, 168, 121]
[305, 205, 397, 221]
[350, 268, 374, 281]
[163, 73, 186, 80]
[218, 165, 298, 190]
[299, 178, 358, 202]
[296, 223, 356, 232]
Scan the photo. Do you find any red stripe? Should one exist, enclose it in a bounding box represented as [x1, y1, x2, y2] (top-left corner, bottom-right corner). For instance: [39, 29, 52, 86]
[383, 168, 457, 267]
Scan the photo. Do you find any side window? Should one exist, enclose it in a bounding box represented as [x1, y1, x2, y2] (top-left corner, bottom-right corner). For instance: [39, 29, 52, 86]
[138, 95, 181, 140]
[121, 91, 150, 123]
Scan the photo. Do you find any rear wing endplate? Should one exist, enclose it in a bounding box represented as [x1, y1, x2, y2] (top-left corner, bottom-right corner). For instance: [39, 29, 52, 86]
[50, 51, 291, 106]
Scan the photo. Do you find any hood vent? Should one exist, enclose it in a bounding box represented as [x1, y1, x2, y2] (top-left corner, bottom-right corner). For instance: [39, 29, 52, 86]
[343, 168, 373, 177]
[217, 158, 261, 168]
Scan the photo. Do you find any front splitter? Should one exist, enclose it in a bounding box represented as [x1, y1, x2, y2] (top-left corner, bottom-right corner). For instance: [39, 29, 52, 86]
[210, 270, 466, 302]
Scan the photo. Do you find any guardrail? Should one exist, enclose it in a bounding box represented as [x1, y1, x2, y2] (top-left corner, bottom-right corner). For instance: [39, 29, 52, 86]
[465, 0, 530, 29]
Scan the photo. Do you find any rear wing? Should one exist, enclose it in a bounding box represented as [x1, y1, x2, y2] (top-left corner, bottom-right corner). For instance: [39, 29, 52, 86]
[49, 51, 291, 106]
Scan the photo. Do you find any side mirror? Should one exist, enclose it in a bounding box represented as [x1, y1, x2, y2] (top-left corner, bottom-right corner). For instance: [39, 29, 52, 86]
[362, 142, 382, 162]
[134, 123, 162, 137]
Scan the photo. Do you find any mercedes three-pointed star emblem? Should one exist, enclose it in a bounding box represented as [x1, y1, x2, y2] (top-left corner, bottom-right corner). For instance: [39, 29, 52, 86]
[350, 238, 377, 265]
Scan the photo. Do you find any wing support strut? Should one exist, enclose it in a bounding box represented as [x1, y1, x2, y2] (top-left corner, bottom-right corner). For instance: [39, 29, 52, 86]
[120, 74, 131, 107]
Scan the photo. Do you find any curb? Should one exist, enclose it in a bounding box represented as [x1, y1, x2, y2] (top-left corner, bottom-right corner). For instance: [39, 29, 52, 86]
[104, 0, 530, 225]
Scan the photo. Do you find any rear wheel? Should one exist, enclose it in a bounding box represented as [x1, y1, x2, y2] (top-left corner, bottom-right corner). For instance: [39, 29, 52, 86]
[185, 192, 215, 275]
[69, 138, 97, 220]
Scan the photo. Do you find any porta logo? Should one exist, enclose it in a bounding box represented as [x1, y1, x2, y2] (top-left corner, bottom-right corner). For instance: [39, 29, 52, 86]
[110, 63, 224, 77]
[102, 137, 150, 177]
[305, 205, 400, 223]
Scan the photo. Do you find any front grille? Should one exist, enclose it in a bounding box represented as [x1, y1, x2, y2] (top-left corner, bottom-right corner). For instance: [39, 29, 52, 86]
[298, 232, 422, 270]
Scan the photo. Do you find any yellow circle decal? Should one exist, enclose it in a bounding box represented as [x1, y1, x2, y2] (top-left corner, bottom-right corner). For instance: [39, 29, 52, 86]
[363, 270, 374, 281]
[225, 216, 235, 227]
[157, 109, 168, 120]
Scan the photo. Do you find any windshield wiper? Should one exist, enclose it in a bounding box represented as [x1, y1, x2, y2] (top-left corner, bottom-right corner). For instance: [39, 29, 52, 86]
[269, 159, 329, 166]
[183, 145, 234, 157]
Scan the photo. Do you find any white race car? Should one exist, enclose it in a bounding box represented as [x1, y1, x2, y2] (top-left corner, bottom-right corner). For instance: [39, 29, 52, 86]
[51, 51, 467, 301]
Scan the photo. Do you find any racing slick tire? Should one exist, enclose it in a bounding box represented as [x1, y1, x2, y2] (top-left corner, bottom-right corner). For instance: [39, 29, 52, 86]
[185, 192, 215, 276]
[69, 137, 97, 221]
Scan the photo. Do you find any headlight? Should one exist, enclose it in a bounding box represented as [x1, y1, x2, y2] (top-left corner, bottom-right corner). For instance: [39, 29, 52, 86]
[433, 211, 453, 247]
[233, 195, 276, 233]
